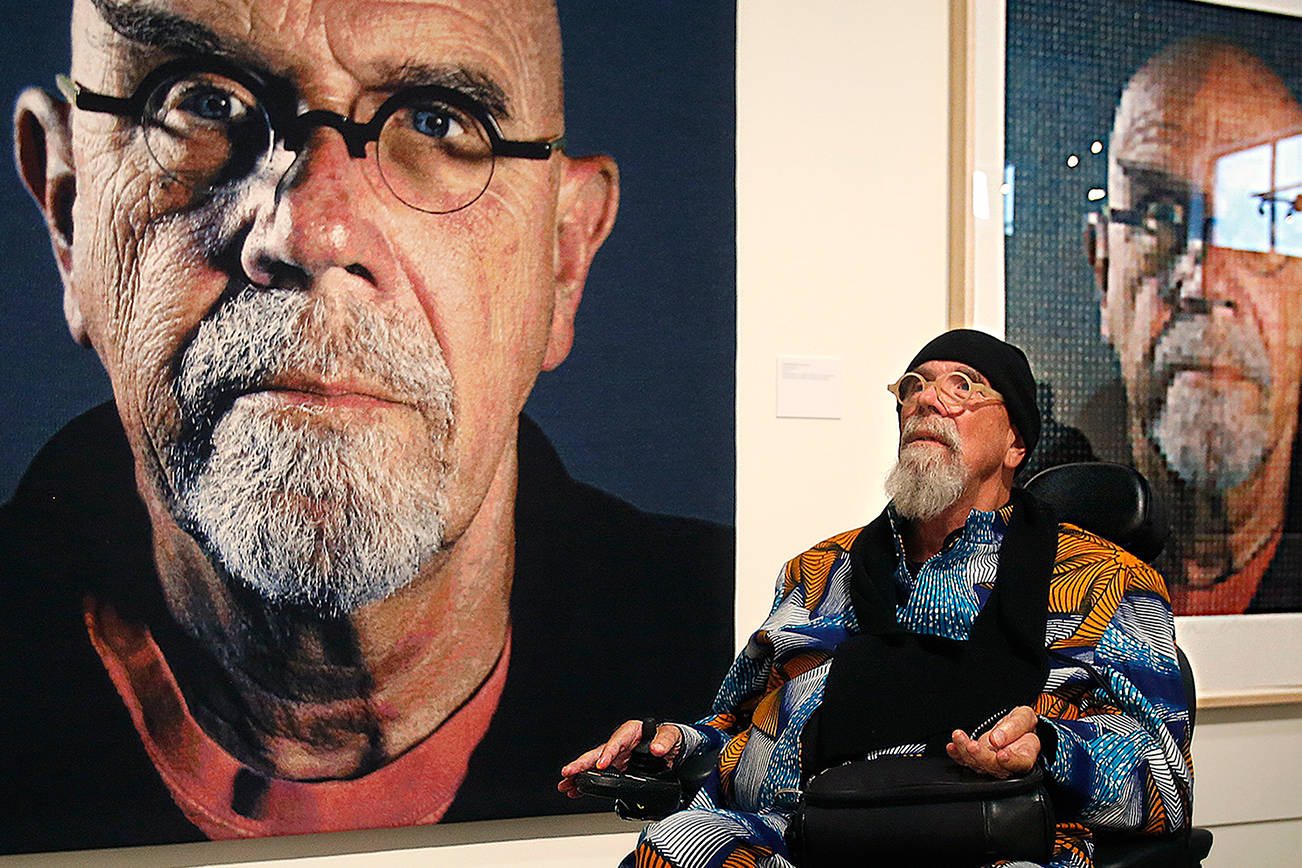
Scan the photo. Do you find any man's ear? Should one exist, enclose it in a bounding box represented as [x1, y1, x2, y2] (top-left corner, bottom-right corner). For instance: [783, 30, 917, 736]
[1084, 211, 1111, 341]
[14, 86, 84, 345]
[541, 153, 619, 371]
[1004, 428, 1027, 472]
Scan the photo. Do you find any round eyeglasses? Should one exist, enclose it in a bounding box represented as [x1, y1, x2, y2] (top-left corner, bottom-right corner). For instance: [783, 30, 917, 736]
[57, 57, 566, 214]
[886, 371, 1003, 408]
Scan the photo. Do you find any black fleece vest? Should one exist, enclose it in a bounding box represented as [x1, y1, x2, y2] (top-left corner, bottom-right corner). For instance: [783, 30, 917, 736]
[804, 489, 1056, 775]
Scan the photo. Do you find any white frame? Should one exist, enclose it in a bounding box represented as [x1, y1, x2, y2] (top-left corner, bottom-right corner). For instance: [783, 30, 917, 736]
[960, 0, 1302, 701]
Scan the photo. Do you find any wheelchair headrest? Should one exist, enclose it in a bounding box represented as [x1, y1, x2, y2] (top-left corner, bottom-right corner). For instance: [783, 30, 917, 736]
[1022, 462, 1168, 563]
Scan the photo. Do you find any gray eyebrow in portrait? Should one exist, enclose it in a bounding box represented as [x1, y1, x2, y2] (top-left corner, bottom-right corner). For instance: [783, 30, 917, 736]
[91, 0, 229, 56]
[388, 63, 513, 120]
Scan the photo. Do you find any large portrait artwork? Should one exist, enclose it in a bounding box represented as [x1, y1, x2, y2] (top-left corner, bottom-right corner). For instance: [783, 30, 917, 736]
[1005, 0, 1302, 616]
[0, 0, 735, 854]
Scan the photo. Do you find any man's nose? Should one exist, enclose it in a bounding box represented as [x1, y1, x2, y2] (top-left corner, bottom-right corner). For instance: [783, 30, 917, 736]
[909, 383, 955, 416]
[1167, 242, 1234, 315]
[239, 128, 387, 291]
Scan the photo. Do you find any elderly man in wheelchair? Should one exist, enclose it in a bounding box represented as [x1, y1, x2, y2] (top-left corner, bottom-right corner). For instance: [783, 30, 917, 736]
[560, 330, 1204, 868]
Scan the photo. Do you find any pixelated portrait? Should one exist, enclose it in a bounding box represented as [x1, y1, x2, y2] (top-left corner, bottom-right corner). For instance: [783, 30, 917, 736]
[0, 0, 735, 854]
[1005, 0, 1302, 616]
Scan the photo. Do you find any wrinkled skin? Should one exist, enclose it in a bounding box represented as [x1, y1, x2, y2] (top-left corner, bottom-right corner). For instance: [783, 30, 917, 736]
[1093, 39, 1302, 611]
[16, 0, 619, 778]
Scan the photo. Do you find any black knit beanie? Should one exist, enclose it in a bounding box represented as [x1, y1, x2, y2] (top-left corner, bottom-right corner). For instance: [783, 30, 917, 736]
[905, 329, 1041, 456]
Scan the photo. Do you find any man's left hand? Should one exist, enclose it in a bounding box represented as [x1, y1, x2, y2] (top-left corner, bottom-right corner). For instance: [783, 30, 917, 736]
[946, 705, 1040, 778]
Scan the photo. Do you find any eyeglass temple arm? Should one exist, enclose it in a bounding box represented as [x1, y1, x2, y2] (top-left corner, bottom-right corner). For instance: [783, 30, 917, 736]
[495, 136, 566, 160]
[56, 74, 135, 116]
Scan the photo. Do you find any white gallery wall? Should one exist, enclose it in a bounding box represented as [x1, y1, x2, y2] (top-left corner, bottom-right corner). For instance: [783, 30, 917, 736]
[7, 1, 1299, 865]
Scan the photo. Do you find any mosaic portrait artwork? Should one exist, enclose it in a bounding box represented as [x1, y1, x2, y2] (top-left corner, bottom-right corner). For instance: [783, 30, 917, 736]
[0, 0, 735, 854]
[1005, 0, 1302, 616]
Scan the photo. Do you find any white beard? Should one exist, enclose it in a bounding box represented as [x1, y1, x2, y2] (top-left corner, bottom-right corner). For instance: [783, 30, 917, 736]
[167, 289, 454, 616]
[884, 416, 967, 521]
[180, 396, 449, 614]
[1148, 308, 1273, 492]
[1152, 372, 1271, 493]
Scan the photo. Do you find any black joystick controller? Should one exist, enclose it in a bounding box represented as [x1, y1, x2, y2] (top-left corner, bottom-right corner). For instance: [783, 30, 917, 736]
[573, 719, 683, 820]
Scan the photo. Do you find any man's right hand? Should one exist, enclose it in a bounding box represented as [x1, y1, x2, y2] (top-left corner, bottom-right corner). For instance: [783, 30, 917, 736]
[557, 719, 683, 798]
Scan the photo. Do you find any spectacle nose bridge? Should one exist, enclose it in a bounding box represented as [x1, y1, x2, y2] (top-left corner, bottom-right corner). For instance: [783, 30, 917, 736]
[910, 379, 960, 415]
[280, 109, 379, 160]
[239, 114, 395, 292]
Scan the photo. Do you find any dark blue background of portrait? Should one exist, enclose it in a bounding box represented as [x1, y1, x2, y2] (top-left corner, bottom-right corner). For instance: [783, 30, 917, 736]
[0, 1, 736, 528]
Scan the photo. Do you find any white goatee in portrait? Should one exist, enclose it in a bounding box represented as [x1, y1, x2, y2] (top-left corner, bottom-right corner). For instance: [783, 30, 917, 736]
[167, 288, 455, 616]
[1149, 313, 1272, 492]
[885, 415, 967, 521]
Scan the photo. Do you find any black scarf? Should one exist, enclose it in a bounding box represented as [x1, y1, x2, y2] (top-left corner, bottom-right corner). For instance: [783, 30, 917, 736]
[803, 489, 1055, 775]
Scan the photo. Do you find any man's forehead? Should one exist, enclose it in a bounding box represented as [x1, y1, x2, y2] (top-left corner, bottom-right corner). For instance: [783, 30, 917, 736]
[1111, 48, 1302, 185]
[74, 0, 563, 116]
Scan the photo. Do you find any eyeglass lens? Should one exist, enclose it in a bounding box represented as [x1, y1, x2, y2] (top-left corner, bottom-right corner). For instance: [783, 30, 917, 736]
[139, 70, 496, 213]
[377, 100, 494, 213]
[895, 372, 977, 405]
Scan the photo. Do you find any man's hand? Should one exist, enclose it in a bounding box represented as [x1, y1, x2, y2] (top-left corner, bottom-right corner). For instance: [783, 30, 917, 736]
[557, 719, 684, 798]
[946, 705, 1040, 779]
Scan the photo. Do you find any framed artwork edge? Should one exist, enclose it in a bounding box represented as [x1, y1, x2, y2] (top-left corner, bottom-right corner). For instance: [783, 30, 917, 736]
[950, 0, 1302, 698]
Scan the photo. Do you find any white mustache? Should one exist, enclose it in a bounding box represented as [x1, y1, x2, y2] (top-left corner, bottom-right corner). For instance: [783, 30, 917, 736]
[1152, 313, 1271, 390]
[175, 288, 452, 429]
[899, 414, 961, 452]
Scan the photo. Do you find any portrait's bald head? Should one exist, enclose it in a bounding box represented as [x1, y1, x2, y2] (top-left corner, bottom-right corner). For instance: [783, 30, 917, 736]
[1109, 40, 1300, 188]
[1094, 38, 1302, 590]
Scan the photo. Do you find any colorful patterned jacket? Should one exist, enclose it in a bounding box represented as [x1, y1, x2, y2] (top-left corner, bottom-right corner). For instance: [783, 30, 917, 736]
[652, 506, 1192, 868]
